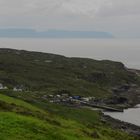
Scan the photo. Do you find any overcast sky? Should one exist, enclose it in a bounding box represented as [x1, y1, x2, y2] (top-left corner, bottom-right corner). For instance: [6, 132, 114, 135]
[0, 0, 140, 38]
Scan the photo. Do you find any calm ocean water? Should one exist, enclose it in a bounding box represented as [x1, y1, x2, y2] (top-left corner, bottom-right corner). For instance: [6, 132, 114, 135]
[104, 105, 140, 126]
[0, 38, 140, 69]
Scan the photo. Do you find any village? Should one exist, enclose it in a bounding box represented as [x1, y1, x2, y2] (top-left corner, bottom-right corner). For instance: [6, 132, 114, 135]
[0, 83, 99, 105]
[0, 83, 124, 112]
[43, 93, 98, 105]
[41, 93, 123, 112]
[0, 83, 24, 92]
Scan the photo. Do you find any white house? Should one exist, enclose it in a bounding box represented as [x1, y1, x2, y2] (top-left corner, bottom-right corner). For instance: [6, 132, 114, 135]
[0, 83, 4, 89]
[3, 86, 8, 89]
[0, 83, 8, 90]
[81, 97, 95, 102]
[13, 87, 23, 92]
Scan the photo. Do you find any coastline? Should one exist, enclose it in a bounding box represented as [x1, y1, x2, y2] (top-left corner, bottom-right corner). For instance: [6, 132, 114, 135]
[101, 112, 140, 137]
[84, 103, 140, 137]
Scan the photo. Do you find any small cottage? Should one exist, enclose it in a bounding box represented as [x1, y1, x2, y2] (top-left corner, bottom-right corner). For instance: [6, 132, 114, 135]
[13, 87, 23, 92]
[0, 83, 8, 90]
[0, 83, 4, 89]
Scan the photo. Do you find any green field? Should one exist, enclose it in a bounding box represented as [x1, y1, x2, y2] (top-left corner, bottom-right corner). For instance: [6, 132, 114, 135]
[0, 93, 43, 112]
[0, 92, 139, 140]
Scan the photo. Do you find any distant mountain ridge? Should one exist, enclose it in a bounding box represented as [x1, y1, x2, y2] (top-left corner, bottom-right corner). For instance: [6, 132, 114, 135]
[0, 29, 114, 38]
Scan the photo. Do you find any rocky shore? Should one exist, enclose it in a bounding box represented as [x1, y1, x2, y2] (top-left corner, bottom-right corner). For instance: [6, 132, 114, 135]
[102, 113, 140, 137]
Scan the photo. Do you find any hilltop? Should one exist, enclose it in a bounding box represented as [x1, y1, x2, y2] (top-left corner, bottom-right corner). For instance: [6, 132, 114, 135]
[0, 48, 139, 95]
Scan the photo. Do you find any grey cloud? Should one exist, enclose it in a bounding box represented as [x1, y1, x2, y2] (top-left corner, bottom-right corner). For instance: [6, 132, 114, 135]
[98, 0, 140, 17]
[0, 0, 140, 37]
[1, 0, 139, 17]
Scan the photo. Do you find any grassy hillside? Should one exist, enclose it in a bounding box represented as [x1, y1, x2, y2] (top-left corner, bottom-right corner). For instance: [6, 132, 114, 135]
[0, 93, 43, 112]
[0, 48, 139, 139]
[0, 92, 139, 140]
[0, 48, 139, 98]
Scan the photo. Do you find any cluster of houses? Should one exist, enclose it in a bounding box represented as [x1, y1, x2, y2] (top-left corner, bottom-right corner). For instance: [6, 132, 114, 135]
[0, 82, 100, 105]
[0, 83, 8, 90]
[42, 93, 96, 104]
[0, 83, 23, 92]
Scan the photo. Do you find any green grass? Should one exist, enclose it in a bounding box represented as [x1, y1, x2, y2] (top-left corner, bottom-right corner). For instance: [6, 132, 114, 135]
[40, 102, 100, 125]
[0, 111, 138, 140]
[0, 93, 44, 113]
[0, 112, 100, 140]
[0, 112, 69, 140]
[0, 93, 138, 140]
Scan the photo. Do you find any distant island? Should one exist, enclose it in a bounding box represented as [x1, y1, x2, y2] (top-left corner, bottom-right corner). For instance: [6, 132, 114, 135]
[0, 28, 114, 38]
